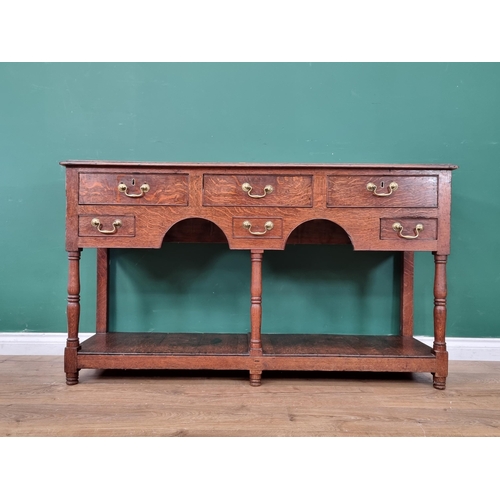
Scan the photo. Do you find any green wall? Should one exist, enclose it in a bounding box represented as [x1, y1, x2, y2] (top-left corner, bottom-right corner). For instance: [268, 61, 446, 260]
[1, 63, 499, 337]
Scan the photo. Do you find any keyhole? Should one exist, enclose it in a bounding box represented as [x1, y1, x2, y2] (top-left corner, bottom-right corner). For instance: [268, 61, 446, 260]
[132, 178, 135, 186]
[380, 181, 384, 188]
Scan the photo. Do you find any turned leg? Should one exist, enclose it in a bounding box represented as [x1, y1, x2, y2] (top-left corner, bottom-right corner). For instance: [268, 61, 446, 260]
[65, 250, 81, 385]
[250, 250, 263, 355]
[250, 371, 263, 387]
[400, 251, 414, 337]
[432, 253, 449, 390]
[249, 250, 264, 386]
[96, 248, 109, 334]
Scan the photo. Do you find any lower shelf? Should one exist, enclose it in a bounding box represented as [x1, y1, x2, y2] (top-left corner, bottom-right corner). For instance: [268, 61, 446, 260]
[261, 334, 434, 357]
[77, 333, 438, 373]
[80, 332, 435, 357]
[80, 332, 249, 355]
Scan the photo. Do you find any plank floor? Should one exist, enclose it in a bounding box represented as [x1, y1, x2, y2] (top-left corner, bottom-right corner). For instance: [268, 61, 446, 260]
[1, 356, 500, 436]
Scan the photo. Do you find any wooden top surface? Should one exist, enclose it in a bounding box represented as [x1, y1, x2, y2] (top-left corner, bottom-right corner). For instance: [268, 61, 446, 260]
[60, 160, 459, 170]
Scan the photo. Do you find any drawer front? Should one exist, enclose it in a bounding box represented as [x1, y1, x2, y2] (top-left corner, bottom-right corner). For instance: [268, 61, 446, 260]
[232, 217, 283, 239]
[79, 215, 136, 237]
[79, 173, 189, 205]
[203, 174, 313, 207]
[327, 175, 438, 208]
[380, 218, 437, 241]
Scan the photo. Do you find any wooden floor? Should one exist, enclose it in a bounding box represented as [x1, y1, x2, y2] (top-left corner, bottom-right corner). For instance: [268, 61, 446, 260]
[1, 356, 500, 436]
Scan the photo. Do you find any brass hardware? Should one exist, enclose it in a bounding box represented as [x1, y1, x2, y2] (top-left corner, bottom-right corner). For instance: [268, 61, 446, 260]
[243, 220, 274, 236]
[367, 181, 398, 196]
[241, 182, 273, 198]
[118, 182, 150, 198]
[91, 218, 122, 234]
[392, 222, 424, 239]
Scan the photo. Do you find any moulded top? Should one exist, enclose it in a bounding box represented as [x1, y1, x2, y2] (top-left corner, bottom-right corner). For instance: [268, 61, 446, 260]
[60, 160, 459, 170]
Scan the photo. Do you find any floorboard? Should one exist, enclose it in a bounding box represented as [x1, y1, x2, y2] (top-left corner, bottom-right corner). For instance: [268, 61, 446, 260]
[1, 356, 500, 436]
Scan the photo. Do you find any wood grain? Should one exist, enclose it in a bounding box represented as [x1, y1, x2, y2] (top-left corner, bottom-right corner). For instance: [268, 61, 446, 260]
[96, 248, 109, 334]
[71, 332, 441, 376]
[80, 333, 249, 355]
[380, 217, 437, 241]
[1, 356, 498, 437]
[69, 166, 451, 252]
[65, 250, 80, 385]
[78, 215, 135, 237]
[61, 161, 458, 170]
[202, 174, 313, 207]
[232, 217, 283, 239]
[79, 173, 189, 206]
[261, 334, 434, 357]
[433, 253, 449, 389]
[327, 175, 438, 207]
[400, 251, 414, 337]
[63, 162, 457, 388]
[161, 218, 351, 245]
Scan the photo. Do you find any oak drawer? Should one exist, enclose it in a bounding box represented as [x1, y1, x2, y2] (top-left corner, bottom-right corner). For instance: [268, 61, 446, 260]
[79, 173, 189, 205]
[203, 174, 313, 207]
[78, 215, 136, 237]
[327, 175, 438, 208]
[380, 218, 437, 241]
[232, 217, 283, 239]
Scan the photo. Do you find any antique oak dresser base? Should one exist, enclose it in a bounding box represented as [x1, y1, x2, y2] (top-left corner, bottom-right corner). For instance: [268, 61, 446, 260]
[63, 162, 456, 389]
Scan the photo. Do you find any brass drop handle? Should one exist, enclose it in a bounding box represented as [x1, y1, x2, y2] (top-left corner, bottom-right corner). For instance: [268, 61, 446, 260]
[393, 222, 423, 239]
[243, 220, 274, 236]
[367, 181, 398, 196]
[91, 218, 122, 234]
[118, 182, 150, 198]
[242, 182, 273, 198]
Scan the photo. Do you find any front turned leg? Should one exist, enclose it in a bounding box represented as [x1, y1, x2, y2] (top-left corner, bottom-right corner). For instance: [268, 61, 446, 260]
[65, 250, 81, 385]
[432, 253, 449, 390]
[249, 250, 264, 386]
[250, 370, 262, 387]
[249, 250, 264, 355]
[433, 375, 446, 390]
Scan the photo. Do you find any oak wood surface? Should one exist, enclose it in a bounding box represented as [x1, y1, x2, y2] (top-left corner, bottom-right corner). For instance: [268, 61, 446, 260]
[65, 250, 80, 385]
[327, 174, 438, 207]
[78, 215, 136, 237]
[61, 160, 458, 169]
[1, 356, 497, 437]
[63, 162, 456, 388]
[203, 174, 313, 207]
[96, 248, 109, 334]
[161, 218, 351, 245]
[78, 333, 434, 358]
[400, 252, 414, 337]
[79, 172, 189, 206]
[81, 333, 249, 355]
[250, 251, 264, 357]
[249, 250, 264, 385]
[261, 334, 434, 357]
[74, 333, 439, 375]
[68, 166, 451, 252]
[380, 217, 437, 240]
[232, 217, 283, 239]
[433, 253, 449, 389]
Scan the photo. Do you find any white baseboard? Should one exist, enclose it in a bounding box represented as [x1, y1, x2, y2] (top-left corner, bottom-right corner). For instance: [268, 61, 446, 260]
[0, 333, 93, 355]
[414, 336, 500, 361]
[0, 332, 500, 361]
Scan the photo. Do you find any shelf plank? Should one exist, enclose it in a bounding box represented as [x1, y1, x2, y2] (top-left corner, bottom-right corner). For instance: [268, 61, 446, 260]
[262, 334, 435, 358]
[80, 333, 249, 356]
[79, 333, 434, 358]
